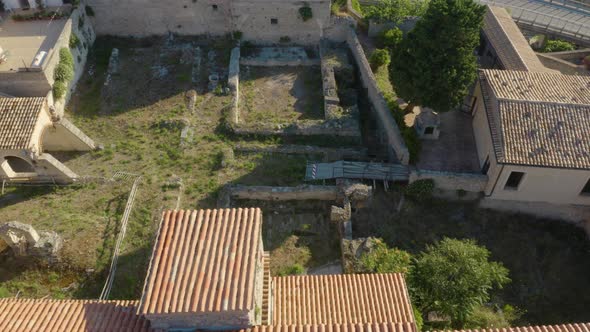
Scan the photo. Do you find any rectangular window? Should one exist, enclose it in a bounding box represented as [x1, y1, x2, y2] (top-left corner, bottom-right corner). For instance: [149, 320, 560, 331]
[212, 4, 218, 10]
[481, 156, 490, 175]
[581, 178, 590, 195]
[504, 171, 525, 190]
[271, 18, 278, 24]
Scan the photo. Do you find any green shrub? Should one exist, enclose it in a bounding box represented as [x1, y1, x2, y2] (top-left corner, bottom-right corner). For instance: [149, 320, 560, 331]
[54, 62, 74, 82]
[85, 5, 95, 16]
[59, 48, 74, 66]
[414, 307, 424, 331]
[369, 49, 390, 69]
[542, 39, 575, 53]
[359, 239, 412, 273]
[299, 5, 313, 21]
[69, 33, 80, 49]
[464, 305, 510, 329]
[279, 264, 305, 276]
[404, 179, 434, 199]
[52, 81, 67, 99]
[380, 27, 403, 48]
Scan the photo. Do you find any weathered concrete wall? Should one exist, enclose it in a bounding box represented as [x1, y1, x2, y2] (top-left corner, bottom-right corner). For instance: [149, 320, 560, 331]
[0, 71, 50, 97]
[480, 198, 590, 225]
[323, 16, 356, 43]
[86, 0, 232, 36]
[230, 185, 339, 201]
[345, 28, 409, 164]
[41, 118, 96, 151]
[233, 0, 331, 44]
[86, 0, 330, 44]
[410, 168, 488, 192]
[537, 50, 590, 76]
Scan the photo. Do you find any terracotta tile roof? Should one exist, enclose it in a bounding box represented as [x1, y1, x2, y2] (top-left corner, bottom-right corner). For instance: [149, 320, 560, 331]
[139, 208, 263, 315]
[272, 274, 414, 325]
[245, 322, 417, 332]
[0, 97, 45, 150]
[482, 69, 590, 104]
[479, 70, 590, 169]
[443, 323, 590, 332]
[0, 298, 161, 332]
[483, 6, 550, 73]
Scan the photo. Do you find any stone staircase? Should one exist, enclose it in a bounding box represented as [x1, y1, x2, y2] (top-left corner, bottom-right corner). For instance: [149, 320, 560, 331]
[261, 251, 271, 325]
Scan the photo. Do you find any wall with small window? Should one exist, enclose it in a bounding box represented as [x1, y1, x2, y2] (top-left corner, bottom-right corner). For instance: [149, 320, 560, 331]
[489, 165, 590, 205]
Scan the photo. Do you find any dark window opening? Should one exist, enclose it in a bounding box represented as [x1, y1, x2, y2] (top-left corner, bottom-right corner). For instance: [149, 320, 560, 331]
[481, 156, 490, 175]
[424, 127, 434, 135]
[581, 178, 590, 195]
[212, 4, 218, 10]
[271, 18, 278, 24]
[4, 156, 35, 173]
[505, 171, 525, 190]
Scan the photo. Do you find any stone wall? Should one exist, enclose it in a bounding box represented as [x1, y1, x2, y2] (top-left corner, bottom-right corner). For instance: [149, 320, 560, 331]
[536, 50, 590, 76]
[86, 0, 330, 44]
[344, 28, 409, 164]
[480, 198, 590, 226]
[229, 185, 339, 201]
[410, 168, 488, 192]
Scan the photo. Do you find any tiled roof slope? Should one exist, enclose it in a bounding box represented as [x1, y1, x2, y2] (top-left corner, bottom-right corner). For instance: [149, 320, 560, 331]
[139, 208, 262, 315]
[443, 322, 590, 332]
[0, 299, 161, 332]
[273, 274, 414, 325]
[244, 323, 417, 332]
[479, 70, 590, 169]
[483, 69, 590, 104]
[483, 6, 550, 73]
[0, 97, 45, 150]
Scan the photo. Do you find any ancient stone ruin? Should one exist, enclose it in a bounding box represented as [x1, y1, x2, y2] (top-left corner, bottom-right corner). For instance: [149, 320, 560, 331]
[0, 221, 62, 263]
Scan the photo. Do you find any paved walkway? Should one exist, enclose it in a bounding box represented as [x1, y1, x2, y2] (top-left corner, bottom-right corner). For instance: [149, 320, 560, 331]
[479, 0, 590, 45]
[415, 111, 481, 173]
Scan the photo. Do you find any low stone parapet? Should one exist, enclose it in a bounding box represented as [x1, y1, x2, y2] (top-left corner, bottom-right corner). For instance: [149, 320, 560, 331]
[410, 168, 488, 192]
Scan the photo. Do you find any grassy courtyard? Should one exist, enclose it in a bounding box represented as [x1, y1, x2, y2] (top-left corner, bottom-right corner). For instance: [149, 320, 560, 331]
[0, 37, 326, 300]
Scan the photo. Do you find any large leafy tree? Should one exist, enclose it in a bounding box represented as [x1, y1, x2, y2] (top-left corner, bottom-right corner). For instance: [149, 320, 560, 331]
[390, 0, 485, 112]
[359, 238, 412, 273]
[410, 238, 510, 328]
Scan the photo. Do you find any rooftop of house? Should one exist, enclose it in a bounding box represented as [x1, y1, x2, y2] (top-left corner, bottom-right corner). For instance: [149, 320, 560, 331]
[482, 5, 552, 73]
[479, 69, 590, 169]
[442, 323, 590, 332]
[272, 274, 415, 325]
[0, 9, 68, 73]
[0, 96, 46, 150]
[0, 299, 162, 332]
[138, 208, 263, 316]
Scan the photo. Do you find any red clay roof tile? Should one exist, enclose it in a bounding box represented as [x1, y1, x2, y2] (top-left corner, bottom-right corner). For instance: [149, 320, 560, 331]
[0, 299, 161, 332]
[138, 208, 263, 315]
[272, 274, 415, 325]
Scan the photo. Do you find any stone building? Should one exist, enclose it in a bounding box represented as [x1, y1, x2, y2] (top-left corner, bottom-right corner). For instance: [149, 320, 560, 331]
[0, 95, 95, 183]
[467, 6, 590, 206]
[85, 0, 331, 44]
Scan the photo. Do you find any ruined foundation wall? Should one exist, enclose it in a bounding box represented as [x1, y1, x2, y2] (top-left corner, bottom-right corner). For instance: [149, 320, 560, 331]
[410, 169, 488, 192]
[344, 28, 409, 164]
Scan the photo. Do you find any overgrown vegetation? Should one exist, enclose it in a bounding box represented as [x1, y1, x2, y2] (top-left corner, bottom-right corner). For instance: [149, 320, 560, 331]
[369, 48, 391, 69]
[70, 33, 81, 49]
[364, 0, 429, 23]
[53, 48, 75, 99]
[299, 4, 313, 21]
[404, 179, 434, 199]
[85, 5, 95, 17]
[379, 27, 403, 48]
[541, 39, 576, 53]
[358, 238, 412, 273]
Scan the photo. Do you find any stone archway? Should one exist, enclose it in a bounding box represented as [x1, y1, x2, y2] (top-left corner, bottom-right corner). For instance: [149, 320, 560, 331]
[3, 156, 36, 173]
